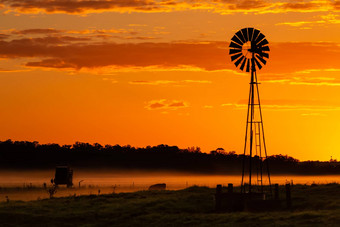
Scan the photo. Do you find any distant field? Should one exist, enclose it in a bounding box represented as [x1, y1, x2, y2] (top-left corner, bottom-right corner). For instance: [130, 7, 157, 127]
[0, 184, 339, 226]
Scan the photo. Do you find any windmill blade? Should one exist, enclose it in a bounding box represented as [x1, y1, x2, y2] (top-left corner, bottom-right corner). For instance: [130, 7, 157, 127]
[251, 29, 260, 42]
[229, 48, 242, 55]
[257, 38, 269, 47]
[253, 57, 262, 70]
[234, 55, 245, 67]
[248, 28, 254, 41]
[260, 52, 269, 58]
[254, 33, 265, 44]
[231, 35, 243, 46]
[229, 41, 242, 49]
[240, 57, 247, 71]
[231, 53, 243, 61]
[246, 59, 250, 72]
[251, 41, 257, 52]
[256, 55, 266, 65]
[261, 46, 270, 52]
[236, 30, 246, 43]
[241, 28, 249, 41]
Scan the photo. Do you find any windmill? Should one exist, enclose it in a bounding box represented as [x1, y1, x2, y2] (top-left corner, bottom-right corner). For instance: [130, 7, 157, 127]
[229, 28, 272, 195]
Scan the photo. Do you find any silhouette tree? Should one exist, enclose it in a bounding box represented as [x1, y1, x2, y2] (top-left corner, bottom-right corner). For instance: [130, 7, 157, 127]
[0, 140, 339, 174]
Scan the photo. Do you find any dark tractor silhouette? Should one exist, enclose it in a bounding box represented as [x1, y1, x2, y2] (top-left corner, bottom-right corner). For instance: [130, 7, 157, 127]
[52, 166, 73, 188]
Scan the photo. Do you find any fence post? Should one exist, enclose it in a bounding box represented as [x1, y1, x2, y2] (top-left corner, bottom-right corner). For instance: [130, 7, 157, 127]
[215, 184, 222, 211]
[274, 184, 279, 200]
[228, 183, 233, 193]
[285, 183, 291, 208]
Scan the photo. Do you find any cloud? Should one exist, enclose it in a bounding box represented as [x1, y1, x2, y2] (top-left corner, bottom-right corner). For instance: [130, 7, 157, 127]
[276, 21, 322, 27]
[289, 81, 340, 86]
[2, 0, 162, 14]
[102, 78, 118, 84]
[261, 0, 334, 14]
[1, 37, 340, 77]
[0, 39, 229, 71]
[0, 33, 10, 40]
[301, 113, 326, 116]
[265, 42, 340, 75]
[129, 80, 212, 85]
[276, 13, 340, 28]
[26, 58, 76, 69]
[11, 28, 62, 34]
[121, 36, 159, 40]
[169, 101, 186, 107]
[0, 67, 30, 72]
[334, 0, 340, 10]
[0, 36, 91, 47]
[261, 69, 340, 86]
[145, 99, 189, 110]
[1, 0, 338, 15]
[66, 29, 136, 35]
[222, 99, 340, 111]
[281, 1, 318, 10]
[129, 80, 177, 85]
[7, 28, 150, 41]
[182, 80, 212, 84]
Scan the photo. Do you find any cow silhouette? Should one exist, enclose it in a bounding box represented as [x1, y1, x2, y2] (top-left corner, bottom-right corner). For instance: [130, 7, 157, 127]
[148, 183, 166, 190]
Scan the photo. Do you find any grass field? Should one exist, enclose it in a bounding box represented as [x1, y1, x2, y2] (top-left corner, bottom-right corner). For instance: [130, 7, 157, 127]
[0, 184, 339, 226]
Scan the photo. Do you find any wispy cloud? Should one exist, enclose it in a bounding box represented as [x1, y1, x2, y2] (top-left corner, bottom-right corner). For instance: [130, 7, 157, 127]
[301, 113, 327, 116]
[129, 80, 212, 85]
[66, 28, 137, 35]
[276, 13, 340, 29]
[0, 34, 10, 40]
[145, 99, 189, 110]
[2, 0, 163, 14]
[102, 78, 118, 84]
[261, 69, 340, 86]
[129, 80, 176, 85]
[0, 67, 31, 72]
[289, 81, 340, 86]
[222, 99, 340, 111]
[182, 80, 212, 84]
[6, 28, 154, 41]
[1, 0, 338, 15]
[11, 28, 62, 34]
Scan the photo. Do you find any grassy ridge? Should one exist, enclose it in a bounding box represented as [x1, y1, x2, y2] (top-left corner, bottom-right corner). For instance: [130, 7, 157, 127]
[0, 184, 339, 226]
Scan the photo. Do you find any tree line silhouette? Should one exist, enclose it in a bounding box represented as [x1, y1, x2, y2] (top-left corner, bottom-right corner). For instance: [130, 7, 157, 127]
[0, 140, 339, 174]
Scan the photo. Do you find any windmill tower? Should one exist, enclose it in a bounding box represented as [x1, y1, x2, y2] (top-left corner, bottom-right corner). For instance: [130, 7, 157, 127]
[229, 28, 272, 195]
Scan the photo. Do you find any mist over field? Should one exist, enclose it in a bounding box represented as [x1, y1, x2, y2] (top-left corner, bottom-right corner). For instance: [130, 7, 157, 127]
[1, 168, 339, 202]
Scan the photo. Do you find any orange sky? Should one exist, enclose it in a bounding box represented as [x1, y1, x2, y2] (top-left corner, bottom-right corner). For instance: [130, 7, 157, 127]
[0, 0, 340, 161]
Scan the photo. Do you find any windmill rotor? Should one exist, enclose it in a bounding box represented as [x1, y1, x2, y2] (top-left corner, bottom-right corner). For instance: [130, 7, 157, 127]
[229, 28, 270, 72]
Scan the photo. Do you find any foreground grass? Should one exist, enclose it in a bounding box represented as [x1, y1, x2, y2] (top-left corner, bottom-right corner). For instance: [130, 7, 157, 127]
[0, 184, 339, 226]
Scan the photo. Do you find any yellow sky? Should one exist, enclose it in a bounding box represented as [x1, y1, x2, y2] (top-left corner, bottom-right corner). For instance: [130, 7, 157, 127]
[0, 0, 340, 161]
